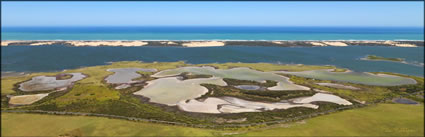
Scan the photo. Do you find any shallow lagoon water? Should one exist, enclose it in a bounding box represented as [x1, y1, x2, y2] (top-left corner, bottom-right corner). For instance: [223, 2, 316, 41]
[275, 69, 417, 86]
[2, 45, 423, 76]
[152, 66, 310, 90]
[19, 73, 86, 92]
[234, 85, 261, 90]
[316, 83, 360, 90]
[105, 68, 157, 84]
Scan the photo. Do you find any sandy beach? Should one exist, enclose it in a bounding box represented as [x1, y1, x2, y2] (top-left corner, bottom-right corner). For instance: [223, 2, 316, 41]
[1, 40, 423, 47]
[182, 41, 225, 47]
[66, 41, 148, 47]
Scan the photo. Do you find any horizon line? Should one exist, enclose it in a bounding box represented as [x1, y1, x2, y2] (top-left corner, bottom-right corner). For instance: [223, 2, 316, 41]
[2, 25, 424, 28]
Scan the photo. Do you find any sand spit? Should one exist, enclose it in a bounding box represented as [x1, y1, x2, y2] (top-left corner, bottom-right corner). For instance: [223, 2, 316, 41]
[29, 41, 56, 46]
[177, 96, 319, 114]
[309, 42, 328, 46]
[309, 42, 348, 46]
[19, 73, 86, 92]
[182, 41, 225, 47]
[394, 44, 417, 47]
[8, 93, 49, 105]
[344, 40, 419, 47]
[2, 41, 19, 46]
[1, 40, 423, 47]
[66, 41, 148, 47]
[292, 93, 352, 105]
[322, 42, 348, 46]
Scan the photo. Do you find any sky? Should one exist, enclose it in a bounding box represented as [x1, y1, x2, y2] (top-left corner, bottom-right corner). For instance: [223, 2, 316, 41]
[1, 2, 424, 27]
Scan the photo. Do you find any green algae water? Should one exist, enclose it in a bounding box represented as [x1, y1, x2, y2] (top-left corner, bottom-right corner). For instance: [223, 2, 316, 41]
[1, 45, 423, 77]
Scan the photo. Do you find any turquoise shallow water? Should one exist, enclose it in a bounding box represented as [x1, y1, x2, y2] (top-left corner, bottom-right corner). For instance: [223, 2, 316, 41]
[2, 27, 424, 40]
[1, 45, 423, 77]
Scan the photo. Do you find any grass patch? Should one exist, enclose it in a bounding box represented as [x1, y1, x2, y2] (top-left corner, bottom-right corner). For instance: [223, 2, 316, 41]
[53, 84, 120, 106]
[283, 74, 409, 103]
[331, 68, 348, 72]
[2, 61, 422, 131]
[1, 112, 222, 136]
[364, 55, 404, 62]
[238, 103, 424, 136]
[2, 104, 423, 136]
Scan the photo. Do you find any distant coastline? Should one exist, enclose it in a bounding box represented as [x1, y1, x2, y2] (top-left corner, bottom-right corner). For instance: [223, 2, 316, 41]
[1, 40, 424, 47]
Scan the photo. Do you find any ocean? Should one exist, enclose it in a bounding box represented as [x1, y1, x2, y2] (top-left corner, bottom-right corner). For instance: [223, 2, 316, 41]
[2, 26, 424, 40]
[1, 45, 423, 76]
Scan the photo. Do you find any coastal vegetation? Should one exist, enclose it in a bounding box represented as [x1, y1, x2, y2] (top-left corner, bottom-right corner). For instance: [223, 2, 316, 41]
[1, 61, 423, 134]
[2, 103, 422, 136]
[363, 55, 405, 62]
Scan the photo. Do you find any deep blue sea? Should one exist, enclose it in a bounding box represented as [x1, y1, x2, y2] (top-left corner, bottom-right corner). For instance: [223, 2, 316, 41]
[1, 45, 423, 77]
[2, 26, 424, 40]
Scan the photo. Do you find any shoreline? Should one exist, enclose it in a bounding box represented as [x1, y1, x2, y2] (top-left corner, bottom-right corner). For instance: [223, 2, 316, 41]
[1, 40, 424, 47]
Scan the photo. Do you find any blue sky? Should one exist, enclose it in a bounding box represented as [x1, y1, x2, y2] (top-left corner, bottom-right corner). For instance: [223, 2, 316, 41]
[1, 2, 424, 27]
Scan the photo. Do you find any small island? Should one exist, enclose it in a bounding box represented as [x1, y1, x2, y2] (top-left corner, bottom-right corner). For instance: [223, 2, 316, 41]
[361, 55, 405, 62]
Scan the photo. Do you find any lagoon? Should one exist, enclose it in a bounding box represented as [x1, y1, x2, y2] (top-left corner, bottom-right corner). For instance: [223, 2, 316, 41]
[1, 45, 423, 76]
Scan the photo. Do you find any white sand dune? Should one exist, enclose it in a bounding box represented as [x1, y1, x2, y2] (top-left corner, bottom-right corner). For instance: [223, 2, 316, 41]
[394, 43, 417, 47]
[66, 41, 148, 47]
[271, 41, 284, 44]
[309, 42, 327, 46]
[182, 41, 225, 47]
[1, 41, 21, 46]
[29, 41, 56, 46]
[309, 41, 348, 46]
[322, 42, 348, 46]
